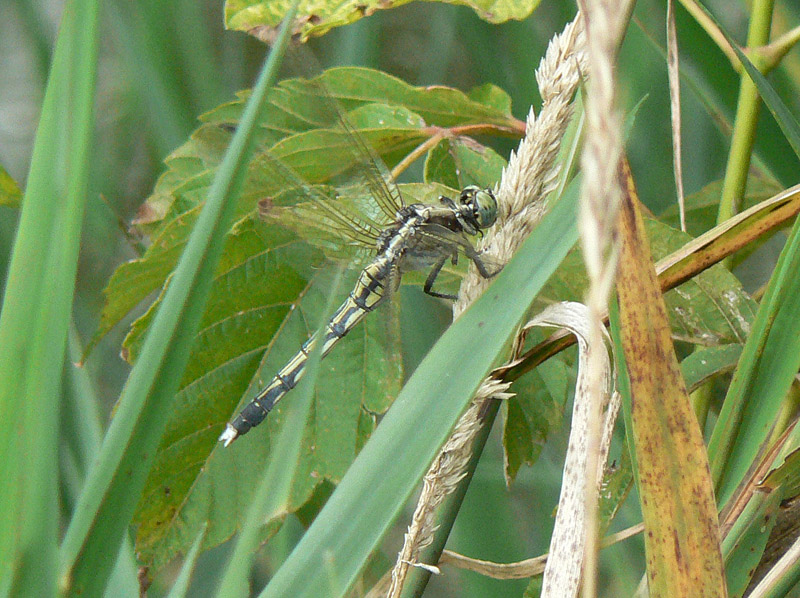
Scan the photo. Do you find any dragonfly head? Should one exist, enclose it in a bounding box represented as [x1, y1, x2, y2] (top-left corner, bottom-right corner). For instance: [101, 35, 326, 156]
[459, 186, 498, 234]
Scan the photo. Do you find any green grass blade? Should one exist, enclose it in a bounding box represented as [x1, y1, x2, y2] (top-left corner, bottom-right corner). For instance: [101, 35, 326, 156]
[752, 560, 800, 598]
[0, 0, 100, 595]
[63, 325, 139, 598]
[708, 211, 800, 505]
[57, 6, 299, 597]
[721, 490, 780, 597]
[257, 184, 579, 598]
[165, 524, 208, 598]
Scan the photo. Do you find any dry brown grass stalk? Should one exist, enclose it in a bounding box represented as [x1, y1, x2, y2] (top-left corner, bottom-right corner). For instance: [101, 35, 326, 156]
[573, 1, 632, 597]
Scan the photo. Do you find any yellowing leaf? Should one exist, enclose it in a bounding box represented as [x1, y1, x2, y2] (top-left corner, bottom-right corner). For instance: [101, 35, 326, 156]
[225, 0, 542, 40]
[616, 160, 726, 598]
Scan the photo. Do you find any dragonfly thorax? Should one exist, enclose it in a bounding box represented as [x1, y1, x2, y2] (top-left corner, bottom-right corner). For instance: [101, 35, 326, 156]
[375, 206, 424, 255]
[374, 187, 498, 260]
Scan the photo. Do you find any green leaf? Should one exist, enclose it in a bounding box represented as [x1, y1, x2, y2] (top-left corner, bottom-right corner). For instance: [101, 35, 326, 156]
[0, 0, 101, 595]
[681, 344, 742, 394]
[424, 138, 506, 190]
[759, 448, 800, 498]
[0, 164, 22, 208]
[538, 218, 757, 345]
[502, 355, 569, 482]
[523, 576, 544, 598]
[87, 67, 518, 357]
[647, 219, 757, 345]
[58, 10, 299, 597]
[225, 0, 543, 41]
[424, 140, 461, 189]
[597, 448, 634, 537]
[467, 82, 514, 114]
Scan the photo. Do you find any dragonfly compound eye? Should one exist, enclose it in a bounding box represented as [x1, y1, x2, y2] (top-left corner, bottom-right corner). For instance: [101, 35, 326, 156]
[471, 188, 498, 229]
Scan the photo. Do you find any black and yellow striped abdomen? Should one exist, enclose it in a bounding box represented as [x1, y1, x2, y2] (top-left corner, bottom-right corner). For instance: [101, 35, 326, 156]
[223, 249, 397, 441]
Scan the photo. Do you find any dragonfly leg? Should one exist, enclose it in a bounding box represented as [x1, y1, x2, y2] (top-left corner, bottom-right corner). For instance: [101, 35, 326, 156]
[439, 195, 457, 209]
[423, 255, 457, 300]
[472, 254, 497, 279]
[464, 245, 502, 280]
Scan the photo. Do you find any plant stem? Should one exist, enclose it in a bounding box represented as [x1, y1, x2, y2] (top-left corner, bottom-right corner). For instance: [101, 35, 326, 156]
[759, 24, 800, 71]
[716, 0, 775, 228]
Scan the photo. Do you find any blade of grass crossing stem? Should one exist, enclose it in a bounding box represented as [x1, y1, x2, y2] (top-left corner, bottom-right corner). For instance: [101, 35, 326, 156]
[216, 269, 344, 598]
[693, 3, 800, 158]
[58, 6, 299, 597]
[0, 1, 100, 596]
[258, 181, 579, 598]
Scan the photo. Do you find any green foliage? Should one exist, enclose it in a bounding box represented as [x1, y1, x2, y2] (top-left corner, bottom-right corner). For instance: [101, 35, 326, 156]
[425, 138, 507, 189]
[81, 68, 517, 570]
[4, 0, 800, 596]
[503, 356, 569, 482]
[0, 0, 101, 595]
[61, 14, 300, 598]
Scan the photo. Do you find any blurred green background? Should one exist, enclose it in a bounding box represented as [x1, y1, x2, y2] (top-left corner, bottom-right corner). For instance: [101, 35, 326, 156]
[2, 0, 799, 595]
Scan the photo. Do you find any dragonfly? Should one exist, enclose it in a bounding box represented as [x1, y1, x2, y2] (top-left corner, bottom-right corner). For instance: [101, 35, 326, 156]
[219, 73, 502, 447]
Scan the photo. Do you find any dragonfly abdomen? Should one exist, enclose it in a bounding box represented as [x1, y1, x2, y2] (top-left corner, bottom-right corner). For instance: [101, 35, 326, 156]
[219, 255, 394, 446]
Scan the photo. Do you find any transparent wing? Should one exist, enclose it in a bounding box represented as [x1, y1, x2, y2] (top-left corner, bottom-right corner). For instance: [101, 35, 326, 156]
[256, 150, 384, 263]
[290, 68, 406, 220]
[261, 199, 381, 264]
